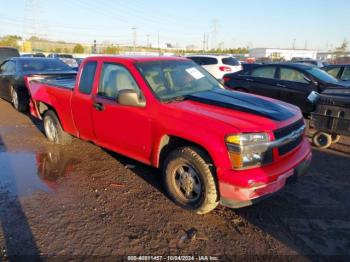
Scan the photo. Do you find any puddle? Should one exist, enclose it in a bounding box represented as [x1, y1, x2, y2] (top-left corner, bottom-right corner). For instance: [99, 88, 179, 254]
[0, 150, 77, 198]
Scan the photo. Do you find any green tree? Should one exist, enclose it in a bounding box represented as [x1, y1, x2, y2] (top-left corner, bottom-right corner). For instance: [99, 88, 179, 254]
[0, 35, 22, 49]
[54, 48, 62, 53]
[73, 44, 84, 54]
[334, 39, 348, 57]
[104, 45, 119, 55]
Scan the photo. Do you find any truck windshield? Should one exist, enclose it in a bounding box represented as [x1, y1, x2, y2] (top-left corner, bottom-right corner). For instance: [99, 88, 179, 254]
[136, 60, 224, 101]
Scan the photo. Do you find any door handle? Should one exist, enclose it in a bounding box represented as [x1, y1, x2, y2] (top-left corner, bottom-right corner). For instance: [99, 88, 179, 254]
[276, 84, 286, 88]
[245, 78, 254, 82]
[93, 102, 105, 111]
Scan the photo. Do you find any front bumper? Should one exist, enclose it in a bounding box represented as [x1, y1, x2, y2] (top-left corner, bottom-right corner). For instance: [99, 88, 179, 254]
[219, 139, 312, 209]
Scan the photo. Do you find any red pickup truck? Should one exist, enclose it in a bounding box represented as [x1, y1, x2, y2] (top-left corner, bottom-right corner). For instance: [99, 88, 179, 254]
[26, 56, 312, 214]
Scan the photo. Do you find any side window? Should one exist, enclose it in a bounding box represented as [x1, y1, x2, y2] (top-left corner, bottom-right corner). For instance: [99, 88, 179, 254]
[0, 62, 7, 73]
[251, 66, 276, 79]
[280, 68, 308, 83]
[2, 61, 16, 74]
[341, 67, 350, 81]
[98, 63, 140, 100]
[325, 67, 341, 78]
[188, 57, 202, 65]
[201, 57, 218, 65]
[78, 61, 97, 94]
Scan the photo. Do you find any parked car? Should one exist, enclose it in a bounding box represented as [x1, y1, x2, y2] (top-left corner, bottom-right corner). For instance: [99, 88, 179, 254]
[21, 53, 46, 58]
[240, 62, 261, 71]
[292, 59, 329, 68]
[224, 63, 350, 114]
[47, 53, 78, 68]
[25, 56, 311, 214]
[186, 54, 242, 80]
[0, 57, 76, 111]
[322, 65, 350, 81]
[0, 47, 20, 64]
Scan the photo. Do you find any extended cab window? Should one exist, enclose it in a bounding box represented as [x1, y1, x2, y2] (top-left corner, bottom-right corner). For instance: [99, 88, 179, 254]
[79, 61, 97, 94]
[98, 63, 140, 99]
[201, 57, 218, 65]
[280, 68, 308, 83]
[251, 66, 276, 79]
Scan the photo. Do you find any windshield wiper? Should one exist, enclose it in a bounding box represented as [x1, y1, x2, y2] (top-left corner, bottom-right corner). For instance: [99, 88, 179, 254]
[163, 95, 188, 103]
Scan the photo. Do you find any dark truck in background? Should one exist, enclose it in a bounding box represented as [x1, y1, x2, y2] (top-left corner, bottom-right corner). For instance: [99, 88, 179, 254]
[0, 47, 20, 64]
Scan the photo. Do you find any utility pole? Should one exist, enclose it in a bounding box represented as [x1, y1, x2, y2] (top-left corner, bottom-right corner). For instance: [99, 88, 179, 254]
[292, 38, 296, 49]
[157, 31, 160, 55]
[211, 19, 219, 50]
[202, 32, 206, 52]
[206, 33, 209, 50]
[146, 34, 150, 48]
[304, 40, 308, 49]
[131, 26, 137, 52]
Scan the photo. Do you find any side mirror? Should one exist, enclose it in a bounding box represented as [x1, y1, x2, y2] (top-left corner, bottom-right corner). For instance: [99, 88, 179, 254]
[304, 76, 318, 86]
[117, 89, 146, 108]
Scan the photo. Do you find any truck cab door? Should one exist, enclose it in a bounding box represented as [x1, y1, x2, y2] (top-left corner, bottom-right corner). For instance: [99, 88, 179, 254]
[91, 62, 152, 164]
[71, 61, 98, 140]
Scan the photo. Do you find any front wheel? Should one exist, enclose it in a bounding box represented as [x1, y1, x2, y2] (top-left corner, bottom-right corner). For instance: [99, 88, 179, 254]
[43, 110, 72, 145]
[163, 147, 218, 214]
[312, 132, 332, 149]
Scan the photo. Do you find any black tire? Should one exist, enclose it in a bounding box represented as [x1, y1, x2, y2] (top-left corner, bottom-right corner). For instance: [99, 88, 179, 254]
[163, 146, 218, 214]
[312, 132, 332, 149]
[331, 134, 341, 144]
[11, 86, 28, 112]
[43, 110, 72, 145]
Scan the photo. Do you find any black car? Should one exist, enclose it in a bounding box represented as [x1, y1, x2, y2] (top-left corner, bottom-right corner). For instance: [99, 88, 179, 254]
[0, 57, 76, 111]
[223, 63, 350, 113]
[21, 53, 46, 58]
[0, 47, 20, 64]
[322, 65, 350, 81]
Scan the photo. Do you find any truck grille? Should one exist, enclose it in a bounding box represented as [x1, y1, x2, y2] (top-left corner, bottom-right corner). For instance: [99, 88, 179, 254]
[274, 118, 304, 156]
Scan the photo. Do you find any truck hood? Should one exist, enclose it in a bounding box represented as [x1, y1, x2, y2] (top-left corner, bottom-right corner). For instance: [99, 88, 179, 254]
[163, 89, 300, 133]
[186, 89, 295, 121]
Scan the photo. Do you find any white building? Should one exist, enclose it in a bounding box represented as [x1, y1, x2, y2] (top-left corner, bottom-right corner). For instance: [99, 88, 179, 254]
[249, 48, 318, 61]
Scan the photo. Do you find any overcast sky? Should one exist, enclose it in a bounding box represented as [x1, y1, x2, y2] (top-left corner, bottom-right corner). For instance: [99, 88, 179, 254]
[0, 0, 349, 50]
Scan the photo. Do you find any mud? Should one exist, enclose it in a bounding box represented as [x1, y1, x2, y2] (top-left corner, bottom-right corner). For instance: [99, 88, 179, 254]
[0, 99, 350, 260]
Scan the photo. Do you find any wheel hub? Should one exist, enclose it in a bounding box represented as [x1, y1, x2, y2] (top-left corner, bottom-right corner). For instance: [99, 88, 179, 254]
[174, 165, 202, 201]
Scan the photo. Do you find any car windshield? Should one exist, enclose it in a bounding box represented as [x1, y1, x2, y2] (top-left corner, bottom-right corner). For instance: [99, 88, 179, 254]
[306, 67, 339, 84]
[20, 59, 72, 72]
[136, 60, 224, 101]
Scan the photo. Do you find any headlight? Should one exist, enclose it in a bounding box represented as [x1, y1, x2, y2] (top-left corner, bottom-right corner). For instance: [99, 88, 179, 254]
[226, 133, 272, 170]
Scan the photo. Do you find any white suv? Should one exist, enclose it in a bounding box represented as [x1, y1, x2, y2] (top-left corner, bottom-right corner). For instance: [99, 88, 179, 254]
[186, 54, 242, 80]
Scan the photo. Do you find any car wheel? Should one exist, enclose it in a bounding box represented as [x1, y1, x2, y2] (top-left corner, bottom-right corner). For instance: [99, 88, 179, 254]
[312, 132, 332, 149]
[10, 86, 28, 112]
[163, 146, 218, 214]
[331, 134, 341, 144]
[43, 110, 72, 145]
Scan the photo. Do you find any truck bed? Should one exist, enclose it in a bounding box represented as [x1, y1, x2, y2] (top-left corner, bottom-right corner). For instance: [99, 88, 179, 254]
[35, 74, 77, 90]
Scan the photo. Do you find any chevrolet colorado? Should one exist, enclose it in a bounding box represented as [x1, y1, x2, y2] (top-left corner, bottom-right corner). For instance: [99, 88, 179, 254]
[26, 56, 312, 214]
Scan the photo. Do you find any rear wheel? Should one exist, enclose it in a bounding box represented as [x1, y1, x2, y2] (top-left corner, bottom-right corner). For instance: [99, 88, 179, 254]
[43, 110, 72, 145]
[11, 86, 27, 112]
[163, 146, 218, 214]
[312, 132, 332, 149]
